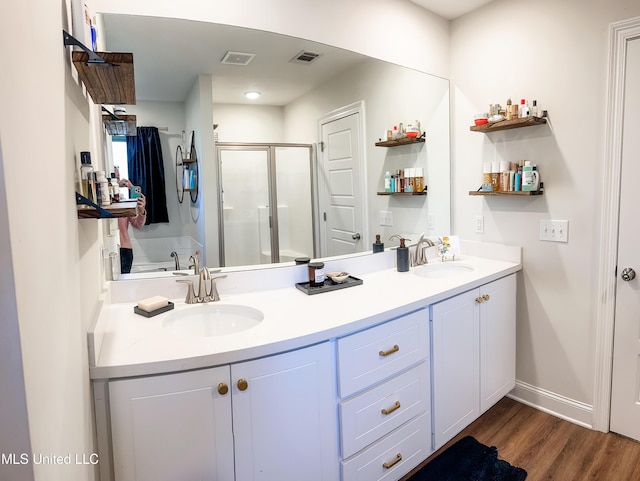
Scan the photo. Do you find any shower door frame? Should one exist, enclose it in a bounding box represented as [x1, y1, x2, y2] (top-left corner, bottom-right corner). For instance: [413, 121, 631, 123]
[216, 142, 317, 267]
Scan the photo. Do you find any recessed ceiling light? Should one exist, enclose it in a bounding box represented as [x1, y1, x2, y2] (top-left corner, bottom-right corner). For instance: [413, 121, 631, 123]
[244, 91, 261, 100]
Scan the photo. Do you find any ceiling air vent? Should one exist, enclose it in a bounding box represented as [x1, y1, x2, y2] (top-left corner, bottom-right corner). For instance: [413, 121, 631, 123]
[221, 51, 256, 66]
[290, 50, 321, 64]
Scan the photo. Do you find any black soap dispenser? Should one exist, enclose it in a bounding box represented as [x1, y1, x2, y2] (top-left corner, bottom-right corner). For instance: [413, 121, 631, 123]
[373, 234, 384, 253]
[390, 235, 410, 272]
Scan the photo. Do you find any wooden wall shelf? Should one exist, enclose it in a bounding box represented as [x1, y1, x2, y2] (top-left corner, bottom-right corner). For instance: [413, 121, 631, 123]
[102, 114, 137, 136]
[469, 190, 543, 197]
[470, 116, 546, 133]
[72, 51, 136, 105]
[375, 137, 425, 147]
[377, 191, 427, 196]
[77, 200, 138, 219]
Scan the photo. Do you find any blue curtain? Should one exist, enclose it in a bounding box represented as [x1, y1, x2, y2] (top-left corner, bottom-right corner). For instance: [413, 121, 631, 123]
[126, 126, 169, 224]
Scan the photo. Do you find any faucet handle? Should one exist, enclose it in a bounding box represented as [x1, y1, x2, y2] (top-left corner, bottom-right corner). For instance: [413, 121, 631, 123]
[176, 279, 198, 304]
[208, 275, 228, 302]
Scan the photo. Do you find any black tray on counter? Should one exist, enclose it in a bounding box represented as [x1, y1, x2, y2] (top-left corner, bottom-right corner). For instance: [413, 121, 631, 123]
[295, 276, 363, 295]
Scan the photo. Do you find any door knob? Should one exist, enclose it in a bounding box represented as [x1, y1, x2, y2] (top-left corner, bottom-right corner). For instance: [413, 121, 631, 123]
[621, 267, 636, 282]
[352, 233, 361, 240]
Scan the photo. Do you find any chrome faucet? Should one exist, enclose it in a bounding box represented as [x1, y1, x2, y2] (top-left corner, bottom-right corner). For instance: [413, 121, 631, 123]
[189, 255, 199, 275]
[176, 267, 227, 303]
[411, 233, 435, 266]
[170, 251, 181, 270]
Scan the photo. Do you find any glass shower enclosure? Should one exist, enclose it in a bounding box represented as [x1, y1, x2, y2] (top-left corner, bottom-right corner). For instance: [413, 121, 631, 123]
[216, 143, 316, 267]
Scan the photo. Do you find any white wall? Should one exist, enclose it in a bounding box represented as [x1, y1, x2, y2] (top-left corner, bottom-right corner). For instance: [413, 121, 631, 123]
[213, 104, 285, 143]
[451, 0, 640, 423]
[0, 0, 104, 479]
[284, 58, 451, 241]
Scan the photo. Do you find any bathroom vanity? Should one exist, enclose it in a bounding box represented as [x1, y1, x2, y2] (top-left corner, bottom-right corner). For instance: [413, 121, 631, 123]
[88, 243, 521, 481]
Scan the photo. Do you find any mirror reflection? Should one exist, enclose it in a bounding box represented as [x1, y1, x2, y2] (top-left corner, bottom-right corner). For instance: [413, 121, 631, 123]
[101, 14, 451, 278]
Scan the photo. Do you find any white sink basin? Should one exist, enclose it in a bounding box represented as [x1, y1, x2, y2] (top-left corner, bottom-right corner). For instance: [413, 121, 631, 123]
[413, 262, 474, 279]
[162, 304, 264, 337]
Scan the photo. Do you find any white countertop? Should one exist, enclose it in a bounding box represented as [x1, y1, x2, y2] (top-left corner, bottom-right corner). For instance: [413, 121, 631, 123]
[89, 246, 521, 380]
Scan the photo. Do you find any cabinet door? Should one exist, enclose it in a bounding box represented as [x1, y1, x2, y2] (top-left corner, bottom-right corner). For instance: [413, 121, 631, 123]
[232, 342, 339, 481]
[480, 274, 517, 413]
[109, 366, 234, 481]
[430, 288, 480, 449]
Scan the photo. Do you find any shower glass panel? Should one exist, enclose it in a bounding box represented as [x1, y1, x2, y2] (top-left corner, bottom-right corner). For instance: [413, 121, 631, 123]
[217, 144, 315, 267]
[274, 146, 314, 263]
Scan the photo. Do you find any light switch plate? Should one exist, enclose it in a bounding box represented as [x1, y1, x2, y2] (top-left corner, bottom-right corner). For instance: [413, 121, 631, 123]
[539, 220, 569, 243]
[379, 211, 393, 226]
[475, 215, 484, 234]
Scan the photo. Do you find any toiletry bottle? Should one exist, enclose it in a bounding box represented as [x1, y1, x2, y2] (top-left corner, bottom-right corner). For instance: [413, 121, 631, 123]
[79, 151, 95, 202]
[384, 171, 391, 192]
[482, 162, 493, 191]
[404, 168, 412, 192]
[415, 167, 424, 193]
[110, 173, 120, 202]
[532, 164, 540, 191]
[515, 168, 522, 191]
[373, 234, 384, 253]
[521, 161, 534, 191]
[491, 161, 500, 192]
[308, 262, 325, 287]
[95, 171, 111, 206]
[532, 100, 539, 117]
[389, 235, 410, 272]
[506, 98, 513, 120]
[521, 99, 531, 118]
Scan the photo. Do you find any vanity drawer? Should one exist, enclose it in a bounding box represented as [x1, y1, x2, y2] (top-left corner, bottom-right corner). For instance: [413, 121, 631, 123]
[341, 412, 432, 481]
[340, 361, 430, 458]
[337, 309, 429, 398]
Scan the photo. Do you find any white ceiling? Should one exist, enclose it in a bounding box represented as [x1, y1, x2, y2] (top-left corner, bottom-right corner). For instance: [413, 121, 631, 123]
[102, 15, 368, 104]
[409, 0, 496, 20]
[101, 1, 494, 105]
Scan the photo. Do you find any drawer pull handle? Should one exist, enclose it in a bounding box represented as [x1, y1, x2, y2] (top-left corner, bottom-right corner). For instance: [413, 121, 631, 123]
[381, 401, 401, 415]
[482, 294, 490, 301]
[379, 344, 400, 357]
[382, 452, 403, 469]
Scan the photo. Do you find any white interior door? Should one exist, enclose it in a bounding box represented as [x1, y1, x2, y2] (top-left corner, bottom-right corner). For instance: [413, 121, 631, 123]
[319, 107, 365, 257]
[610, 37, 640, 441]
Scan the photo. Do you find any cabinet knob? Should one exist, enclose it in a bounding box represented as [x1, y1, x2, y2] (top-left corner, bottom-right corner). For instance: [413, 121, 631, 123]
[482, 294, 490, 301]
[217, 383, 229, 395]
[475, 297, 484, 304]
[237, 379, 249, 391]
[379, 344, 400, 357]
[382, 452, 403, 469]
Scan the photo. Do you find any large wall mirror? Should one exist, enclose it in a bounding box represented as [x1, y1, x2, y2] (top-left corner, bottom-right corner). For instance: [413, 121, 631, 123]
[100, 14, 451, 278]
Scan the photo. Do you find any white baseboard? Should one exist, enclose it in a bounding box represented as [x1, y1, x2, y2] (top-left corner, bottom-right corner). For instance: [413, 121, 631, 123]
[508, 381, 593, 429]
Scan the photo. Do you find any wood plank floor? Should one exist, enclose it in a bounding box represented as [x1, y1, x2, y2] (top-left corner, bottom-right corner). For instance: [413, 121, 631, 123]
[400, 397, 640, 481]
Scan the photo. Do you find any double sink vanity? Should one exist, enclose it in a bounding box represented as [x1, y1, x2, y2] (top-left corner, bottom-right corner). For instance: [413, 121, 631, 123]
[88, 241, 521, 481]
